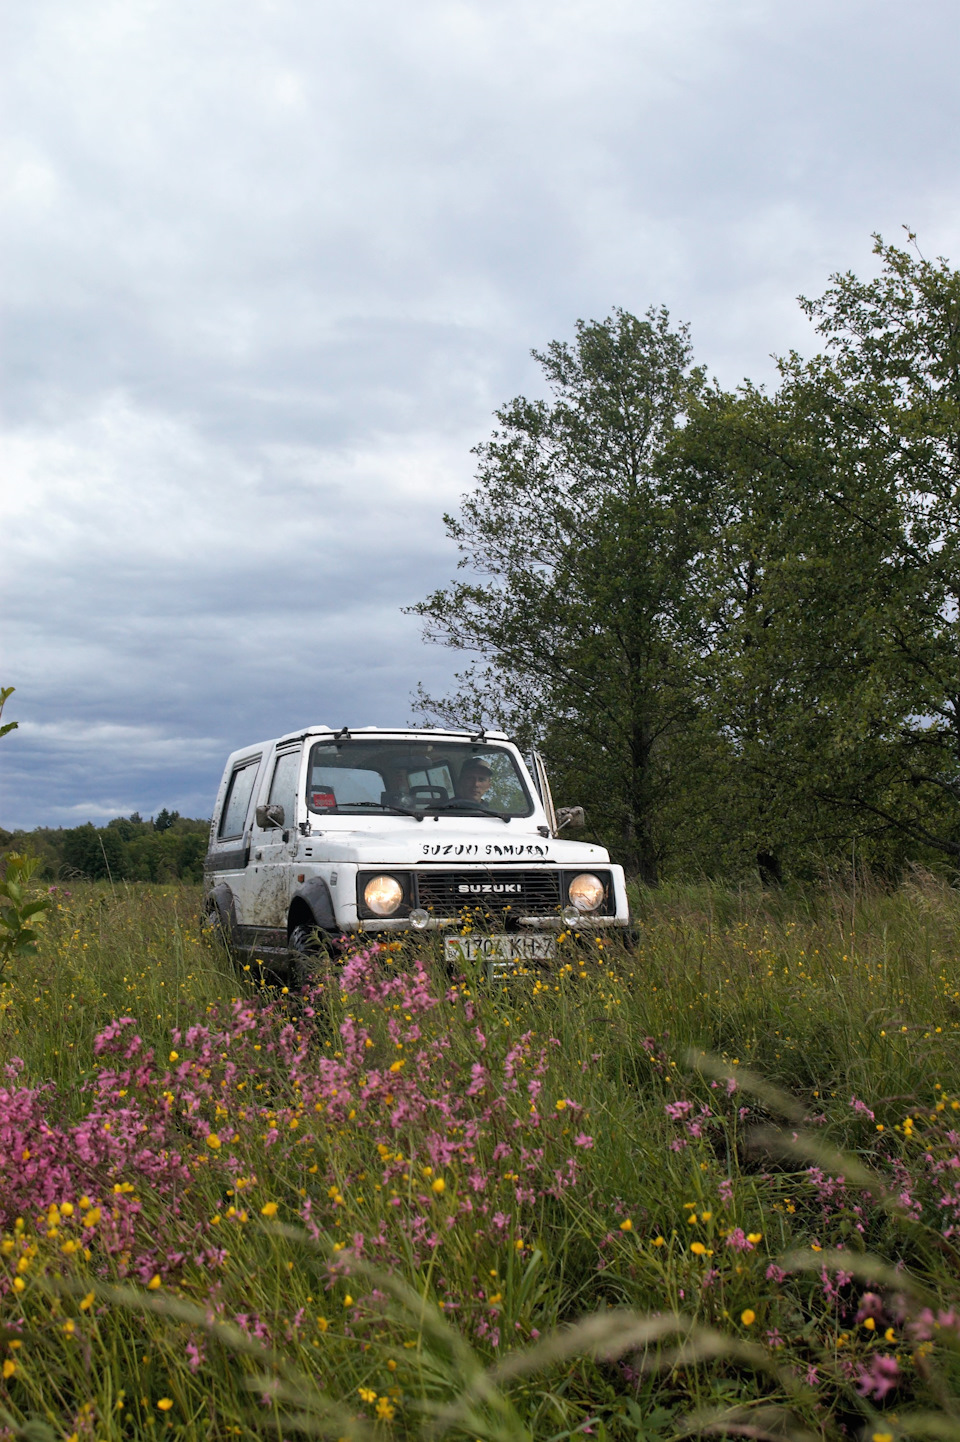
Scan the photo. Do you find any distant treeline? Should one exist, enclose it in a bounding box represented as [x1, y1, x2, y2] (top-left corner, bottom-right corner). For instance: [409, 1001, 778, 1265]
[0, 810, 210, 883]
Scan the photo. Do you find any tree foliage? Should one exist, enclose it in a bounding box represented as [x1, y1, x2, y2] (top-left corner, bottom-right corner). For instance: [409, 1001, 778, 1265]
[410, 308, 709, 881]
[412, 237, 960, 880]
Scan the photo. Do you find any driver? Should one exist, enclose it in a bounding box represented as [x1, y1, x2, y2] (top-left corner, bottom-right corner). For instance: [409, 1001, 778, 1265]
[455, 758, 493, 802]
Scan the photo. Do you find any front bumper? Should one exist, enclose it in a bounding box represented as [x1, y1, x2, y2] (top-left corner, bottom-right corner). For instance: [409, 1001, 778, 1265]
[354, 913, 629, 934]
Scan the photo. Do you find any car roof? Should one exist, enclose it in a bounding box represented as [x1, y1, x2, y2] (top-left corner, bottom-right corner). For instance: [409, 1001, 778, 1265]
[223, 725, 511, 767]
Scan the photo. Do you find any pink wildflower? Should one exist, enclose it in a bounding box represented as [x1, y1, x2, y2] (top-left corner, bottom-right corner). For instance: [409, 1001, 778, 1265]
[855, 1291, 885, 1324]
[856, 1354, 899, 1401]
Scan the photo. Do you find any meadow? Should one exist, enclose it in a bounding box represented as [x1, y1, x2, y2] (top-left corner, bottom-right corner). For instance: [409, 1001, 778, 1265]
[2, 875, 960, 1441]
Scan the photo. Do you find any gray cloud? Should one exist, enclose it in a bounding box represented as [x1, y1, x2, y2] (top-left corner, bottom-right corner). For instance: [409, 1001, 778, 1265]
[2, 0, 959, 825]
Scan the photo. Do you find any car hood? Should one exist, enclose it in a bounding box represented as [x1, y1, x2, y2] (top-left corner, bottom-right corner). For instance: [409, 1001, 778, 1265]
[299, 823, 611, 867]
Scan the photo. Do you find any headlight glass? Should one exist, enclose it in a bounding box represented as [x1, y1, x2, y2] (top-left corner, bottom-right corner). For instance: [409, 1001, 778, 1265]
[364, 875, 404, 916]
[568, 873, 605, 913]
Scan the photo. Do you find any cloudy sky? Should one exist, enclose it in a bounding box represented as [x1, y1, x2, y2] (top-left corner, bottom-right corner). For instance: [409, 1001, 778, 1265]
[2, 0, 958, 828]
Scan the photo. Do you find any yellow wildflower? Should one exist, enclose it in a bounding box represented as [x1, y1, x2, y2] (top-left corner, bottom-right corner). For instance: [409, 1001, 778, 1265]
[261, 1202, 279, 1217]
[431, 1178, 445, 1195]
[741, 1309, 756, 1326]
[157, 1398, 173, 1412]
[147, 1274, 162, 1290]
[80, 1292, 95, 1311]
[206, 1134, 221, 1151]
[619, 1218, 633, 1232]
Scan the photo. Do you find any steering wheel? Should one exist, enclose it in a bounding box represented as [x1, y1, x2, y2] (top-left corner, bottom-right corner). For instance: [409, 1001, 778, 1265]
[409, 785, 448, 804]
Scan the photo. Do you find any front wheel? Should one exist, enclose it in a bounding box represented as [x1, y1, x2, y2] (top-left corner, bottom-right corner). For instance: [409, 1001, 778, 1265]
[288, 923, 316, 955]
[287, 921, 342, 988]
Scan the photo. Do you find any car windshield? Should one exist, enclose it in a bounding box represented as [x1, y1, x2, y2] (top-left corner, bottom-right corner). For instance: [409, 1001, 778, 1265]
[305, 739, 534, 817]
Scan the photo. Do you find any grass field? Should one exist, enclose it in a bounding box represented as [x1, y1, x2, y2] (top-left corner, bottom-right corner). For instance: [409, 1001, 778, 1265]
[2, 874, 960, 1440]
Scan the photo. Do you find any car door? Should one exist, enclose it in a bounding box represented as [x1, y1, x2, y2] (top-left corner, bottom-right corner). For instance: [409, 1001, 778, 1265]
[531, 752, 558, 835]
[250, 744, 302, 931]
[206, 752, 263, 923]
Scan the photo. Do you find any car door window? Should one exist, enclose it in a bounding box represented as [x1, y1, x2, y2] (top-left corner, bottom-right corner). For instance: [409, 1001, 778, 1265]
[219, 759, 260, 839]
[267, 750, 300, 826]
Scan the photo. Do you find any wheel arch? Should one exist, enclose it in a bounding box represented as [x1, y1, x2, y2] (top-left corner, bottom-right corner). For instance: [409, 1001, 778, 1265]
[287, 876, 336, 937]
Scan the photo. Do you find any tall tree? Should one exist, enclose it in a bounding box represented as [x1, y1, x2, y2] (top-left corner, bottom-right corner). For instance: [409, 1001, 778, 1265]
[413, 238, 960, 881]
[410, 308, 710, 881]
[673, 381, 896, 878]
[677, 233, 960, 871]
[789, 233, 960, 862]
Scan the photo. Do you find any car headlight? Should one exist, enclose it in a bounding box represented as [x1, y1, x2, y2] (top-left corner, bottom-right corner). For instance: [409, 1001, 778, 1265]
[567, 873, 605, 912]
[364, 875, 404, 916]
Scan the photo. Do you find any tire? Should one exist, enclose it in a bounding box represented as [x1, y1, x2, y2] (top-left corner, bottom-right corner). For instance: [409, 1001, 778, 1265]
[288, 923, 316, 954]
[287, 920, 338, 989]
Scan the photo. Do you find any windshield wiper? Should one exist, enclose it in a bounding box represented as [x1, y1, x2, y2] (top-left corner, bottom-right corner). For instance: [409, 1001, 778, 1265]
[322, 802, 424, 821]
[423, 801, 512, 823]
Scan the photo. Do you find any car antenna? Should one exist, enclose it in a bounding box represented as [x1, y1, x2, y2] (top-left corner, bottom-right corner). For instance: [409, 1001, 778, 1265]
[334, 725, 351, 741]
[470, 726, 486, 746]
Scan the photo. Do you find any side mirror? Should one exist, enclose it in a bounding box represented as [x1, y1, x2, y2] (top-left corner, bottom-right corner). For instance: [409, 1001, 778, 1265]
[556, 805, 585, 831]
[256, 803, 285, 829]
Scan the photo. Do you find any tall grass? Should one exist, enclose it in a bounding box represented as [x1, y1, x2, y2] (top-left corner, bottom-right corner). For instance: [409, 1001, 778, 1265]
[2, 873, 960, 1440]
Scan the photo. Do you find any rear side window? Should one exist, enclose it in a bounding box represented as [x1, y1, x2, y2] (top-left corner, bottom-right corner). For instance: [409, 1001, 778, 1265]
[219, 758, 261, 839]
[267, 749, 300, 825]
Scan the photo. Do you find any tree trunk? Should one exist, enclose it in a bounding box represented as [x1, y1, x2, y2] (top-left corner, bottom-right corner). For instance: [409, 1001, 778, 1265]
[628, 720, 659, 885]
[756, 851, 783, 887]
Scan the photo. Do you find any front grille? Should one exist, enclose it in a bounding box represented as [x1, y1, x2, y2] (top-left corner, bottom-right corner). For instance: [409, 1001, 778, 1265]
[415, 869, 563, 917]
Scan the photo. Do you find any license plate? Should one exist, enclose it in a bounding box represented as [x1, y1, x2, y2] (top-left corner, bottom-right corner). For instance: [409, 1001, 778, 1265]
[444, 934, 555, 975]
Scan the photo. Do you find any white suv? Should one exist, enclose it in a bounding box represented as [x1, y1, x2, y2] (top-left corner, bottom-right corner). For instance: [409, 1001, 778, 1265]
[203, 726, 629, 972]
